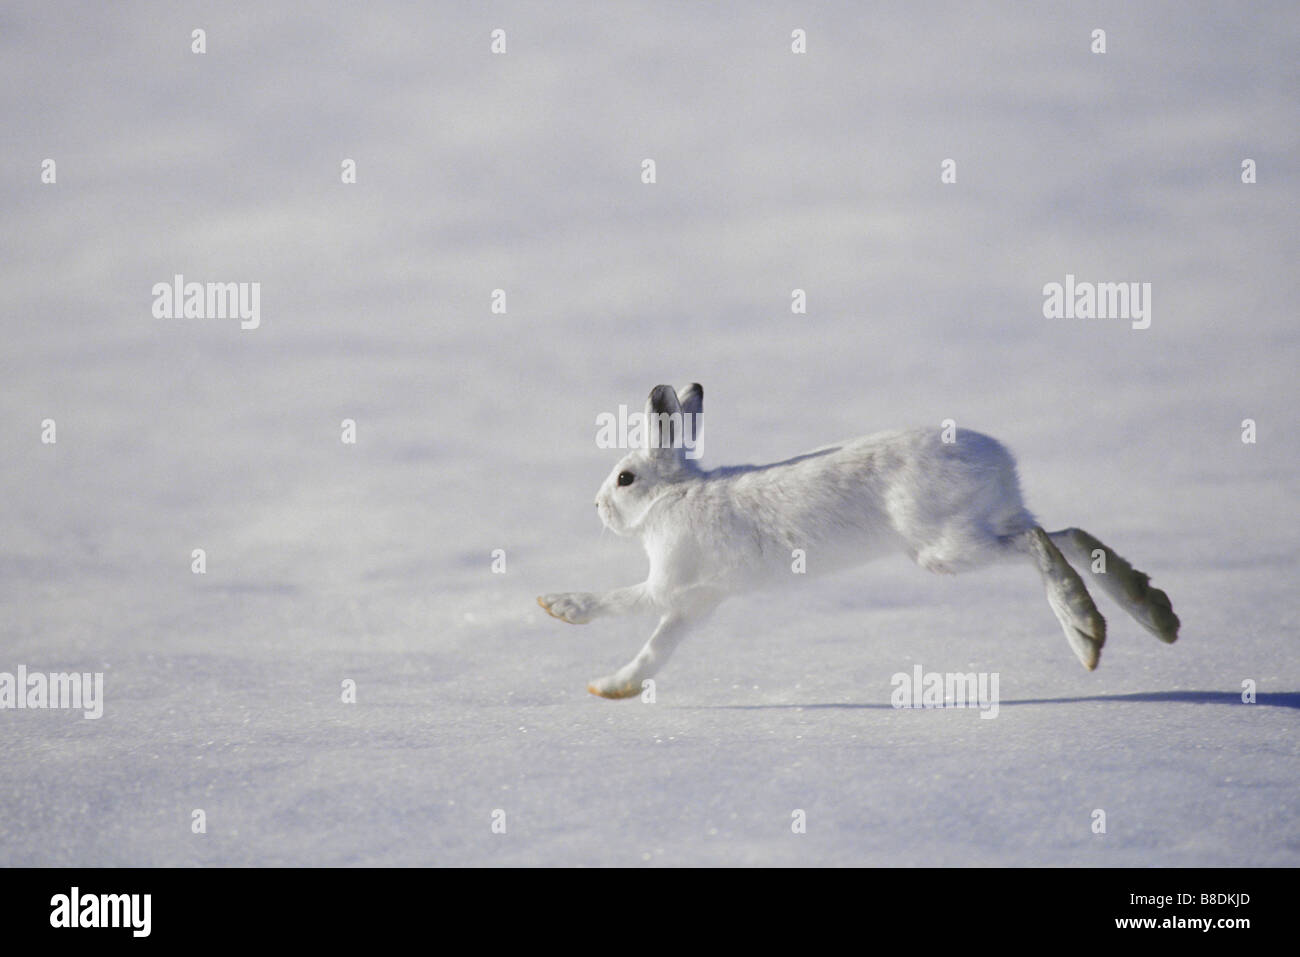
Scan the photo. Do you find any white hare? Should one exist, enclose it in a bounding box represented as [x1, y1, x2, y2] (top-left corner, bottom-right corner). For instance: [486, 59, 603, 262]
[539, 384, 1179, 699]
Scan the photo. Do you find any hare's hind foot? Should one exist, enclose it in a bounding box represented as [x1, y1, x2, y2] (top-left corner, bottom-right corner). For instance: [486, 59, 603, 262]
[1020, 527, 1107, 670]
[1049, 528, 1180, 644]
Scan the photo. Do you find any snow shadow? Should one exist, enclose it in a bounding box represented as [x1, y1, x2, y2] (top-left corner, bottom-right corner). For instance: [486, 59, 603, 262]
[698, 691, 1300, 711]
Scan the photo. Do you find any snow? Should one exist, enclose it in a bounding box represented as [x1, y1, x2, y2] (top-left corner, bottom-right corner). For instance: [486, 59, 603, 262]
[1, 1, 1297, 866]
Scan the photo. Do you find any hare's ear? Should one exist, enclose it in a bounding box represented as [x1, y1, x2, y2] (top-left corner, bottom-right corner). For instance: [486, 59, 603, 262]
[677, 383, 703, 452]
[644, 384, 682, 456]
[678, 383, 702, 418]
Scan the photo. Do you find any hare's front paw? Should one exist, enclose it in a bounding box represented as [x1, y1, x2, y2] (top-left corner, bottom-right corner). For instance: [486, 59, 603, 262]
[537, 592, 595, 624]
[587, 674, 641, 699]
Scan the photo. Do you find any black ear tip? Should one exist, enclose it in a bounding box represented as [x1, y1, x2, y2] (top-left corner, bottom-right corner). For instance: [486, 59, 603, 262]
[649, 384, 676, 400]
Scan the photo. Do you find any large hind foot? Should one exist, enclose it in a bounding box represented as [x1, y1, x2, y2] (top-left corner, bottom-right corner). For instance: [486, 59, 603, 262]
[1049, 528, 1179, 643]
[1025, 527, 1107, 670]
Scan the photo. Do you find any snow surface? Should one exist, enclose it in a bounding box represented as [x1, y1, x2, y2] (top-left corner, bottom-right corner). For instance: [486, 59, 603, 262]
[1, 2, 1297, 866]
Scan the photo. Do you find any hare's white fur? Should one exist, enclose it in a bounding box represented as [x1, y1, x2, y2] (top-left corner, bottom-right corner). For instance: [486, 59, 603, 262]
[540, 384, 1179, 699]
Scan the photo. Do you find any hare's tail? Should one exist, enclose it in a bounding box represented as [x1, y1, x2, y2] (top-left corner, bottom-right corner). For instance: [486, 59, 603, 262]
[1048, 527, 1180, 644]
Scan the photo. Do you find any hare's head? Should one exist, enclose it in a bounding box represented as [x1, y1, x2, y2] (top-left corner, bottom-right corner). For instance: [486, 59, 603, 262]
[595, 383, 703, 536]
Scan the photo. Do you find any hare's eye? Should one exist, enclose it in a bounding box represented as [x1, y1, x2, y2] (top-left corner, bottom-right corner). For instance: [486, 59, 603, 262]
[617, 471, 635, 487]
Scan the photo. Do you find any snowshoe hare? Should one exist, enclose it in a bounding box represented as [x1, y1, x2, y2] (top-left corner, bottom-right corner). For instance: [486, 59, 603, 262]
[539, 384, 1179, 698]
